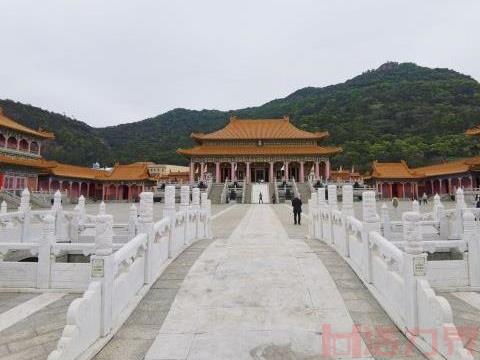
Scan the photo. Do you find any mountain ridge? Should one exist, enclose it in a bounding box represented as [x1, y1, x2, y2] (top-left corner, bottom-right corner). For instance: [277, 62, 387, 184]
[1, 62, 479, 171]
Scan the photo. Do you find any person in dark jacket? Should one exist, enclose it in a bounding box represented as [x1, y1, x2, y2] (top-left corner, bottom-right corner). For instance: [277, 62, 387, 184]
[292, 196, 302, 225]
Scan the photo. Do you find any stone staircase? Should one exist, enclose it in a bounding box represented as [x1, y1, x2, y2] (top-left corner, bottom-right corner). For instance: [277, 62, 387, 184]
[296, 182, 311, 203]
[208, 183, 225, 204]
[0, 190, 21, 208]
[251, 183, 269, 203]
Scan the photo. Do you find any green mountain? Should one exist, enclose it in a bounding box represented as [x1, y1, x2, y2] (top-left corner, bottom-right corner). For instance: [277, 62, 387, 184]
[2, 62, 480, 171]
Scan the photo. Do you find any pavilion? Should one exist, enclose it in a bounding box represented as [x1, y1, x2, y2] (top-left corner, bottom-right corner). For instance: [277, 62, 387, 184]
[177, 116, 342, 183]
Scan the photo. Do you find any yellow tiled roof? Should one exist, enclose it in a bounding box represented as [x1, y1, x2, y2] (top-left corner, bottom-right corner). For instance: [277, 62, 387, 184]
[371, 161, 421, 179]
[371, 157, 480, 179]
[0, 156, 154, 182]
[0, 108, 55, 139]
[102, 162, 153, 181]
[414, 157, 480, 177]
[191, 116, 329, 141]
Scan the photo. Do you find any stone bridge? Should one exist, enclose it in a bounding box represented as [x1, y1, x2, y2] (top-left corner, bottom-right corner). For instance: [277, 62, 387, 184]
[0, 186, 479, 360]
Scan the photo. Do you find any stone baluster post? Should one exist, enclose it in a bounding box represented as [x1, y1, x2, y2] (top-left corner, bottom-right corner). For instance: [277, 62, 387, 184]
[317, 187, 326, 208]
[381, 203, 391, 240]
[411, 199, 420, 213]
[453, 188, 466, 239]
[99, 201, 106, 216]
[342, 184, 354, 217]
[180, 186, 190, 245]
[91, 212, 114, 336]
[201, 192, 211, 239]
[1, 200, 7, 215]
[316, 188, 326, 240]
[138, 192, 154, 282]
[402, 211, 426, 335]
[163, 185, 176, 257]
[361, 191, 380, 283]
[326, 185, 337, 244]
[52, 190, 67, 243]
[327, 185, 337, 210]
[192, 187, 201, 241]
[37, 214, 55, 289]
[19, 188, 31, 242]
[437, 200, 448, 240]
[70, 205, 81, 243]
[78, 195, 86, 222]
[463, 211, 480, 287]
[308, 192, 318, 240]
[341, 185, 354, 256]
[432, 194, 441, 221]
[128, 204, 137, 240]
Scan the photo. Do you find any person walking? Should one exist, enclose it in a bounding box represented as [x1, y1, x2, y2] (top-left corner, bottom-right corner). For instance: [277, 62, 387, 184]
[292, 196, 302, 225]
[258, 192, 263, 204]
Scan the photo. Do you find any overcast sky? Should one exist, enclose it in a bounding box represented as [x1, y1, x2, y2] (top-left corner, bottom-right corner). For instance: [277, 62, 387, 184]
[0, 0, 478, 127]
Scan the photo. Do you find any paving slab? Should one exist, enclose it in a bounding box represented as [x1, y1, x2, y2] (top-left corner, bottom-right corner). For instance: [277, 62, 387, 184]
[145, 204, 372, 360]
[0, 293, 38, 314]
[93, 204, 249, 360]
[440, 292, 480, 360]
[0, 293, 80, 360]
[273, 204, 427, 360]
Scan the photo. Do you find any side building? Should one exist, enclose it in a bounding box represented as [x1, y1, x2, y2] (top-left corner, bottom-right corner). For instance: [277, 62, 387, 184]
[368, 125, 480, 198]
[0, 109, 156, 202]
[177, 116, 342, 183]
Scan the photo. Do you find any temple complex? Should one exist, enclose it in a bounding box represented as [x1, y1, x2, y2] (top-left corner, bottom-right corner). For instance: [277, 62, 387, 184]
[0, 109, 156, 201]
[368, 125, 480, 198]
[178, 116, 341, 183]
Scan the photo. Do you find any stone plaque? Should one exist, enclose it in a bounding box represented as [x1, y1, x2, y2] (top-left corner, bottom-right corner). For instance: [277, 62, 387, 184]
[91, 258, 105, 278]
[413, 256, 426, 276]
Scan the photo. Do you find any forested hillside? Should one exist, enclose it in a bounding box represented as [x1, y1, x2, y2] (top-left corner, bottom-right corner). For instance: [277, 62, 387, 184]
[2, 62, 480, 171]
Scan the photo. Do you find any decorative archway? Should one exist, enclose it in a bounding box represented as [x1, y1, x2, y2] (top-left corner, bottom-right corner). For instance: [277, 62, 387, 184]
[30, 141, 39, 154]
[7, 136, 17, 149]
[80, 183, 88, 197]
[19, 139, 29, 151]
[0, 134, 6, 147]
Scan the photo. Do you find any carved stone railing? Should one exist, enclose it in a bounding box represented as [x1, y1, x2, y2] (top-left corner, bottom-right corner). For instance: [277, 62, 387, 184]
[47, 186, 211, 360]
[309, 186, 475, 360]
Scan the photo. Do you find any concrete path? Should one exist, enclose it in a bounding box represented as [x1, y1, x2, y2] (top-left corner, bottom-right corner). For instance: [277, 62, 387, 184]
[439, 292, 480, 360]
[0, 293, 80, 360]
[274, 204, 427, 360]
[93, 205, 249, 360]
[145, 205, 371, 360]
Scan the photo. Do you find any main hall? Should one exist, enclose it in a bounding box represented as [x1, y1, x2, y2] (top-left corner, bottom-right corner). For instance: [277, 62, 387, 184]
[178, 116, 342, 184]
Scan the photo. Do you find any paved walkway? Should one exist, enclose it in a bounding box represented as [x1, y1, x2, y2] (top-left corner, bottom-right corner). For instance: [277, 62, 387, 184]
[93, 205, 249, 360]
[274, 205, 427, 360]
[439, 292, 480, 360]
[145, 205, 371, 360]
[0, 293, 79, 360]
